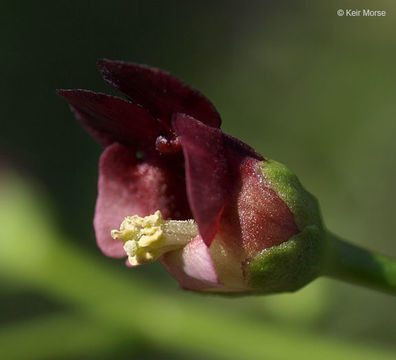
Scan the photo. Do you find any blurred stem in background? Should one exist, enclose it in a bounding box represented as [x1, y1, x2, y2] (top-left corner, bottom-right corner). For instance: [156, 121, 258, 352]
[1, 172, 396, 359]
[0, 315, 125, 360]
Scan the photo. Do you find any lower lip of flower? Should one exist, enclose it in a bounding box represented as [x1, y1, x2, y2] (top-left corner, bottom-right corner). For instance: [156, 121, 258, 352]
[111, 210, 198, 266]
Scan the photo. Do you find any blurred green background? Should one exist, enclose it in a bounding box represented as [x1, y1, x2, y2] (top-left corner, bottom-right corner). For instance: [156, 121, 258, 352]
[1, 1, 396, 359]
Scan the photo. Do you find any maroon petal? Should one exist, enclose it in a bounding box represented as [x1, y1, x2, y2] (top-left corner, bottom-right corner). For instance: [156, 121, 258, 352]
[97, 59, 221, 129]
[161, 235, 221, 290]
[173, 114, 230, 246]
[57, 89, 160, 148]
[94, 143, 190, 258]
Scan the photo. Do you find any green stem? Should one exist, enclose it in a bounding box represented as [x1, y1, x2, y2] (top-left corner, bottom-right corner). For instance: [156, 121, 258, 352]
[322, 232, 396, 295]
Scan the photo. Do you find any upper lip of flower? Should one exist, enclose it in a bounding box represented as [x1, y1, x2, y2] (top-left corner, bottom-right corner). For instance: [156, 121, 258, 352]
[57, 58, 223, 155]
[57, 59, 263, 258]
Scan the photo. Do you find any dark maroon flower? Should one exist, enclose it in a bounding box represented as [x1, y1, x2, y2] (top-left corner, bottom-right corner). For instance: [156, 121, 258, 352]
[58, 60, 324, 293]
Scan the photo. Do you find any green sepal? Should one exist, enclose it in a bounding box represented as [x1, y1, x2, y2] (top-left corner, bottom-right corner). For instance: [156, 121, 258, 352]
[245, 160, 326, 293]
[259, 159, 322, 230]
[247, 226, 323, 293]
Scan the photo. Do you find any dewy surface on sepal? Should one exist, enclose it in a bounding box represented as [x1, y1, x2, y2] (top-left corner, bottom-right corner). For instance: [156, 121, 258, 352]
[245, 160, 326, 293]
[111, 210, 198, 266]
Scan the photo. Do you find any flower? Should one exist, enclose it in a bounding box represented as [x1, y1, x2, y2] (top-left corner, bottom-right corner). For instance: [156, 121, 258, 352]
[58, 59, 324, 294]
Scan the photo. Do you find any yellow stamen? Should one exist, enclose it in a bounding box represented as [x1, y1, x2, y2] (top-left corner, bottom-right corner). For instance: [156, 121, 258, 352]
[111, 210, 198, 266]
